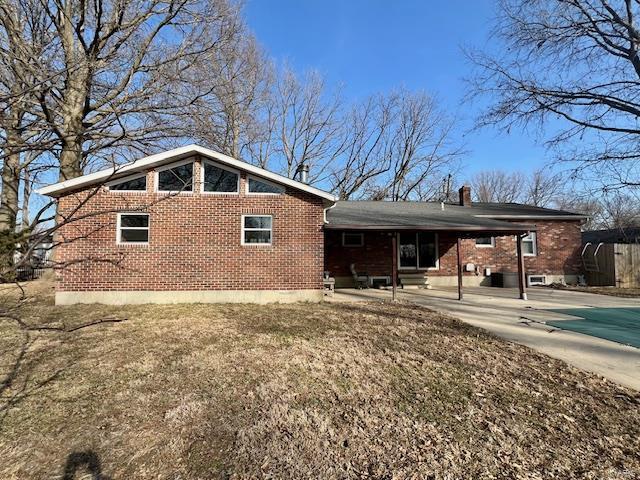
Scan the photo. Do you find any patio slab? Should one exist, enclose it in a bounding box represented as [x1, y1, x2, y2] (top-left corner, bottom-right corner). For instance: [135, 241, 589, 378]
[329, 286, 640, 390]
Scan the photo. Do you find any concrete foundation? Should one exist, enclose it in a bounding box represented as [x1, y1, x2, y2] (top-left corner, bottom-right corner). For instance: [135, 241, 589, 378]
[334, 274, 580, 289]
[56, 289, 324, 305]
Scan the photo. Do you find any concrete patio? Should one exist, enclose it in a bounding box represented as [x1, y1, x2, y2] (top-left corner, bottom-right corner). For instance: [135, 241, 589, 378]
[328, 286, 640, 390]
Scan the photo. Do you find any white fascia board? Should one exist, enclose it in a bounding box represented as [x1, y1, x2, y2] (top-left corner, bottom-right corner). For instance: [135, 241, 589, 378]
[473, 214, 588, 220]
[36, 144, 338, 202]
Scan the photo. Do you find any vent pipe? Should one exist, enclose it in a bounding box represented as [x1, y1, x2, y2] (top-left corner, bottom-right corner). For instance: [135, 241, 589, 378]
[298, 163, 310, 184]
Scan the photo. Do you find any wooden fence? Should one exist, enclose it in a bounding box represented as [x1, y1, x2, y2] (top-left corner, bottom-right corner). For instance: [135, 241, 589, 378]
[585, 243, 640, 288]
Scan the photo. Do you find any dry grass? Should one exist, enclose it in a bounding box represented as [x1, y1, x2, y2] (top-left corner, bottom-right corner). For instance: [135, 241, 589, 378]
[1, 279, 639, 479]
[546, 284, 640, 298]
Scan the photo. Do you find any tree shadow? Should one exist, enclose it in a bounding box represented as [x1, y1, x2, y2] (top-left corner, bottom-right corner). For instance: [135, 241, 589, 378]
[63, 451, 110, 480]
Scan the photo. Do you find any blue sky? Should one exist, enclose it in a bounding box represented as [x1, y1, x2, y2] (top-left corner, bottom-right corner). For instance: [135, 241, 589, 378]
[244, 0, 549, 176]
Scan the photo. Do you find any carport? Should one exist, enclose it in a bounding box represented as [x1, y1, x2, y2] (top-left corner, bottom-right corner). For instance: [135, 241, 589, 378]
[325, 201, 536, 301]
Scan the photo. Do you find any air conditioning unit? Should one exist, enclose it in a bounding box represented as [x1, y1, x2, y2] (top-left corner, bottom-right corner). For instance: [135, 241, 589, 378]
[527, 274, 547, 286]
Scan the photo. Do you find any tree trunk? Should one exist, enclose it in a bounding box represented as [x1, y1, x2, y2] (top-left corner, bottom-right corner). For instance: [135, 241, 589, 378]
[0, 136, 21, 232]
[58, 135, 84, 181]
[21, 166, 31, 230]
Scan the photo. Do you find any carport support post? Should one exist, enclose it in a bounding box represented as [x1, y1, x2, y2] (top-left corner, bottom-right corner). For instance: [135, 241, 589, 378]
[516, 233, 528, 301]
[456, 236, 463, 301]
[391, 232, 398, 301]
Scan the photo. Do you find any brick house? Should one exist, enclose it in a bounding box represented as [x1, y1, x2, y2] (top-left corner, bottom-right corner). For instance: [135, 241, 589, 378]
[38, 145, 585, 305]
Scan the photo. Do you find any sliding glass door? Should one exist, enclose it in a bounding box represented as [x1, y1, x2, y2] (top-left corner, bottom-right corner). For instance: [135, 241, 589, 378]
[398, 232, 438, 270]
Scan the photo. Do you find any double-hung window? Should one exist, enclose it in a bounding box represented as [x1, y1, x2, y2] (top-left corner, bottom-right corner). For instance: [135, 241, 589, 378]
[521, 232, 537, 256]
[117, 213, 149, 244]
[156, 160, 194, 193]
[242, 215, 272, 245]
[398, 232, 438, 269]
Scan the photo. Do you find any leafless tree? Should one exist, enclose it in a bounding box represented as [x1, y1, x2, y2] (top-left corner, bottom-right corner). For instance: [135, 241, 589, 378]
[469, 0, 640, 192]
[1, 0, 243, 182]
[524, 168, 564, 207]
[272, 68, 346, 182]
[328, 94, 395, 199]
[469, 170, 525, 203]
[189, 28, 274, 161]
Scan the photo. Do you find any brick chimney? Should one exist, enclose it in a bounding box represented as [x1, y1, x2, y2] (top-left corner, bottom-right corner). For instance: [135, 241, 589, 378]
[459, 185, 472, 207]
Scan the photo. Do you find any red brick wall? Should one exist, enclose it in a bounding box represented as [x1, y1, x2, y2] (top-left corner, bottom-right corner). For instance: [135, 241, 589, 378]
[324, 221, 583, 279]
[55, 156, 326, 292]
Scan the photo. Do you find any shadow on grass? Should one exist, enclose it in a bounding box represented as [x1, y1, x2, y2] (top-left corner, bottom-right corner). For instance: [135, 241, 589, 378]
[62, 450, 110, 480]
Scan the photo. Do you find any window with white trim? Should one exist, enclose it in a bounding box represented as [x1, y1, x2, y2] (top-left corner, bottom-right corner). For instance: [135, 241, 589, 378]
[522, 232, 537, 256]
[117, 213, 149, 244]
[108, 174, 146, 192]
[342, 232, 364, 247]
[202, 161, 239, 193]
[157, 161, 193, 192]
[242, 215, 272, 245]
[247, 176, 284, 194]
[475, 236, 495, 248]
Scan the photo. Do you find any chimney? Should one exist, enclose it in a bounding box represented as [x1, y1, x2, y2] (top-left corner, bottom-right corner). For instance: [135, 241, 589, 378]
[300, 163, 309, 184]
[459, 185, 472, 207]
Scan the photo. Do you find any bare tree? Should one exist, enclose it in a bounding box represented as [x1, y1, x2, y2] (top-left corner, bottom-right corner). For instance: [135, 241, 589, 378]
[328, 94, 395, 199]
[524, 168, 564, 207]
[469, 170, 525, 203]
[273, 68, 346, 182]
[1, 0, 243, 181]
[189, 29, 274, 160]
[469, 0, 640, 192]
[0, 0, 50, 232]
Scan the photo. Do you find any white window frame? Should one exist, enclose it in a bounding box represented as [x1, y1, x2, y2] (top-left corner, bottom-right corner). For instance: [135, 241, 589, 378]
[246, 175, 285, 196]
[155, 158, 194, 194]
[522, 232, 537, 256]
[475, 236, 495, 248]
[106, 173, 147, 193]
[116, 213, 150, 245]
[200, 159, 240, 195]
[397, 232, 439, 271]
[342, 232, 364, 247]
[241, 214, 273, 246]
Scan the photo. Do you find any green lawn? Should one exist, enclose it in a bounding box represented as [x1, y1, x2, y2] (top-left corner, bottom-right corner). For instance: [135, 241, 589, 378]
[0, 279, 639, 479]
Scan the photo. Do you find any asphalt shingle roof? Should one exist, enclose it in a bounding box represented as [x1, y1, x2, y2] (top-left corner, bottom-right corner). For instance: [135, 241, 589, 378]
[325, 201, 584, 232]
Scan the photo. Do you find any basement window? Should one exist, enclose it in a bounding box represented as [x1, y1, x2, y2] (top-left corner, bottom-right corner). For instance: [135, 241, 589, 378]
[242, 215, 272, 245]
[156, 160, 193, 193]
[107, 174, 147, 192]
[117, 213, 149, 244]
[476, 236, 495, 248]
[342, 232, 364, 247]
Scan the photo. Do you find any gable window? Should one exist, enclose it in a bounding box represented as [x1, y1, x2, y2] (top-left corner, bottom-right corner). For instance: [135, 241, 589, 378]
[202, 161, 239, 193]
[157, 160, 193, 192]
[242, 215, 272, 245]
[117, 213, 149, 244]
[247, 176, 284, 194]
[476, 236, 495, 248]
[108, 174, 146, 192]
[342, 232, 364, 247]
[522, 232, 537, 256]
[399, 232, 438, 269]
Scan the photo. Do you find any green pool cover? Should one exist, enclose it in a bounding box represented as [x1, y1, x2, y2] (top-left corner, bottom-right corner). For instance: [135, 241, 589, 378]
[547, 308, 640, 349]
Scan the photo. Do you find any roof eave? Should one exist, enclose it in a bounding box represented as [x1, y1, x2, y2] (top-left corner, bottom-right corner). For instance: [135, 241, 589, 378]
[325, 224, 536, 233]
[35, 144, 337, 202]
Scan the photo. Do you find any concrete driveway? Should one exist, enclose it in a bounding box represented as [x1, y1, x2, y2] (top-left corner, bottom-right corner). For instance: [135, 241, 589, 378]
[330, 286, 640, 390]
